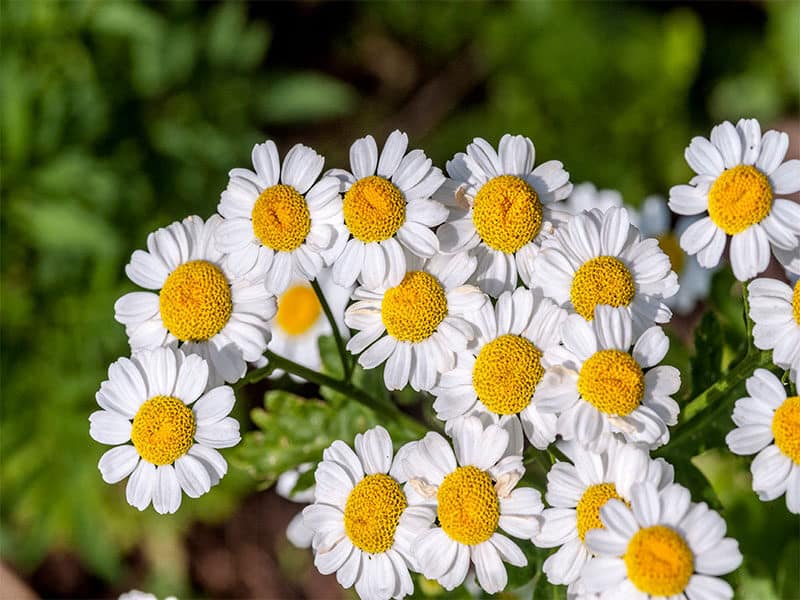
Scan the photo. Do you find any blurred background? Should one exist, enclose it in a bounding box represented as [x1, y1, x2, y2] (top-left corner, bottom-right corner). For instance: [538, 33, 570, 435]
[1, 0, 798, 598]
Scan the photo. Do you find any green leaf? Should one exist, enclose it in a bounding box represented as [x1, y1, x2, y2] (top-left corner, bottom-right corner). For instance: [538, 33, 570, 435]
[672, 458, 723, 511]
[258, 72, 357, 123]
[690, 311, 724, 398]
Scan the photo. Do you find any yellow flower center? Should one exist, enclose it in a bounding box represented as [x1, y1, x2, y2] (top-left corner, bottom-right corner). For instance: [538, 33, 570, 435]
[793, 280, 800, 326]
[657, 232, 684, 274]
[472, 335, 544, 415]
[275, 285, 321, 335]
[624, 525, 694, 596]
[472, 175, 543, 253]
[772, 396, 800, 464]
[381, 271, 447, 343]
[570, 256, 636, 320]
[437, 465, 499, 545]
[576, 483, 627, 542]
[343, 175, 406, 242]
[343, 473, 407, 554]
[131, 395, 196, 466]
[578, 350, 645, 416]
[708, 165, 773, 235]
[159, 260, 232, 342]
[251, 184, 311, 251]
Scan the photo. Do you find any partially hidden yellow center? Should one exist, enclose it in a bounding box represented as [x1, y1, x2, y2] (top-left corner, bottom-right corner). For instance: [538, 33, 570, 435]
[792, 280, 800, 326]
[578, 350, 645, 416]
[472, 335, 544, 415]
[570, 256, 636, 320]
[624, 525, 694, 596]
[381, 271, 447, 342]
[576, 483, 626, 542]
[708, 165, 773, 235]
[343, 473, 407, 554]
[773, 396, 800, 464]
[251, 184, 311, 251]
[657, 232, 685, 274]
[472, 175, 543, 253]
[343, 175, 406, 242]
[131, 395, 196, 466]
[275, 285, 321, 335]
[437, 465, 499, 545]
[159, 260, 232, 342]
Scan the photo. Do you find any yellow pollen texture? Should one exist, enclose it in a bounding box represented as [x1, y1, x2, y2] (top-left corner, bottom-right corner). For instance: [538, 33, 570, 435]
[576, 483, 625, 542]
[708, 165, 773, 235]
[472, 335, 544, 415]
[159, 260, 232, 342]
[343, 175, 406, 242]
[131, 395, 196, 466]
[570, 256, 636, 320]
[472, 175, 543, 253]
[381, 271, 447, 342]
[793, 280, 800, 326]
[657, 233, 685, 274]
[772, 396, 800, 464]
[578, 350, 645, 416]
[624, 525, 694, 596]
[276, 285, 321, 335]
[251, 184, 311, 251]
[437, 465, 499, 545]
[343, 473, 407, 554]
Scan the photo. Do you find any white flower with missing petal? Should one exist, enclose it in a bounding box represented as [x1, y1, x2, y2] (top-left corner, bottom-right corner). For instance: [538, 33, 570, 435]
[276, 463, 317, 549]
[725, 368, 800, 514]
[115, 215, 276, 387]
[668, 118, 800, 281]
[215, 141, 347, 294]
[435, 134, 573, 297]
[748, 278, 800, 381]
[89, 347, 240, 515]
[581, 481, 742, 599]
[302, 426, 436, 600]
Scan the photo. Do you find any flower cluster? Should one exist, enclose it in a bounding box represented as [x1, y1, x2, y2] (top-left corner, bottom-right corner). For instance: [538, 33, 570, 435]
[90, 122, 799, 599]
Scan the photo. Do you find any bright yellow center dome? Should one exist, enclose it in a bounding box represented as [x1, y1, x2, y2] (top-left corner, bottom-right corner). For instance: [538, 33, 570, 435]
[576, 483, 626, 542]
[276, 285, 321, 335]
[437, 466, 499, 545]
[381, 271, 447, 342]
[472, 175, 543, 253]
[343, 175, 406, 242]
[343, 473, 407, 554]
[624, 525, 694, 596]
[773, 396, 800, 464]
[251, 184, 311, 252]
[131, 395, 196, 466]
[472, 335, 544, 414]
[708, 165, 773, 235]
[578, 350, 645, 416]
[570, 256, 636, 321]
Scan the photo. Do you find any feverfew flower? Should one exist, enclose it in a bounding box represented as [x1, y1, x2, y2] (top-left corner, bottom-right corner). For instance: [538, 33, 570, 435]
[215, 140, 347, 294]
[748, 277, 800, 381]
[668, 118, 800, 281]
[725, 368, 799, 514]
[276, 464, 316, 548]
[115, 215, 276, 387]
[436, 134, 572, 297]
[89, 347, 239, 514]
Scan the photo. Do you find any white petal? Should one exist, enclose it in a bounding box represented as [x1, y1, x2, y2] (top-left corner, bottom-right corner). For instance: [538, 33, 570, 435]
[193, 386, 235, 426]
[174, 454, 212, 498]
[126, 460, 156, 511]
[98, 445, 139, 484]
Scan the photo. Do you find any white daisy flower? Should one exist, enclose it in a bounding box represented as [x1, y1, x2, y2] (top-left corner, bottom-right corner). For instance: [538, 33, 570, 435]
[114, 215, 276, 387]
[396, 416, 543, 594]
[435, 134, 573, 297]
[118, 591, 177, 600]
[431, 287, 567, 449]
[748, 277, 800, 381]
[344, 252, 487, 391]
[532, 439, 674, 595]
[563, 182, 623, 216]
[326, 130, 447, 289]
[531, 206, 678, 336]
[668, 118, 800, 281]
[276, 463, 316, 548]
[89, 347, 240, 514]
[302, 426, 436, 600]
[775, 245, 800, 276]
[268, 269, 352, 381]
[215, 140, 347, 294]
[537, 306, 681, 451]
[581, 481, 742, 599]
[725, 368, 799, 514]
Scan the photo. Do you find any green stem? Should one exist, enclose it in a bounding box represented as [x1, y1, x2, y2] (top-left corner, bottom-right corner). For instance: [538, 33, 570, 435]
[311, 279, 353, 381]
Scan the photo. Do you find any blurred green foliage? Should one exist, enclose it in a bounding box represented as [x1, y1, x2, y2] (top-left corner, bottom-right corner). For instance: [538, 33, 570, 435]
[1, 0, 797, 597]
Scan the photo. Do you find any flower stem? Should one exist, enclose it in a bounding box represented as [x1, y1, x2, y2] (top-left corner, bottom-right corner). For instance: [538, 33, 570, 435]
[311, 279, 353, 381]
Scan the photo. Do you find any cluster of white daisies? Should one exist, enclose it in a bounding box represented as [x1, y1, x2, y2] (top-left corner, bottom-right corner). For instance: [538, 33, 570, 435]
[89, 119, 800, 599]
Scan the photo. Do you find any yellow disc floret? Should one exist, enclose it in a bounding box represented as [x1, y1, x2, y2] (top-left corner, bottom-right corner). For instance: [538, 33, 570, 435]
[472, 175, 543, 253]
[473, 335, 544, 414]
[381, 271, 447, 342]
[276, 285, 321, 335]
[657, 232, 685, 274]
[773, 396, 800, 464]
[343, 473, 407, 554]
[343, 175, 406, 242]
[437, 465, 499, 545]
[624, 525, 694, 596]
[708, 165, 773, 235]
[570, 256, 636, 320]
[792, 280, 800, 326]
[159, 260, 232, 342]
[578, 350, 645, 416]
[251, 184, 311, 251]
[576, 483, 626, 542]
[131, 395, 196, 466]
